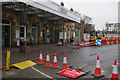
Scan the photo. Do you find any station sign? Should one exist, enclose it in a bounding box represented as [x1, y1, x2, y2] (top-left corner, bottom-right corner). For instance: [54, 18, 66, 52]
[59, 7, 68, 14]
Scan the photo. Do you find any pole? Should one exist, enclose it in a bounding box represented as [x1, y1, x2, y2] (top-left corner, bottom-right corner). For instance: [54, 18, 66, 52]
[24, 5, 27, 46]
[6, 50, 10, 70]
[106, 22, 108, 38]
[61, 18, 65, 45]
[24, 26, 27, 46]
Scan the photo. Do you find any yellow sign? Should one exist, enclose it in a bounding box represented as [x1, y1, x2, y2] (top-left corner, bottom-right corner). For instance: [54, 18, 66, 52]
[12, 60, 36, 69]
[116, 41, 118, 44]
[47, 29, 50, 33]
[6, 50, 11, 70]
[107, 42, 110, 45]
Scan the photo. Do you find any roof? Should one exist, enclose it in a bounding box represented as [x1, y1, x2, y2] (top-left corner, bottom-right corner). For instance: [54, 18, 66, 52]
[1, 0, 81, 23]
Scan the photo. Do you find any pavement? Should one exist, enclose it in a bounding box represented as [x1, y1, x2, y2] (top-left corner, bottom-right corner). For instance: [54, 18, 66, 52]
[2, 43, 77, 66]
[1, 43, 120, 80]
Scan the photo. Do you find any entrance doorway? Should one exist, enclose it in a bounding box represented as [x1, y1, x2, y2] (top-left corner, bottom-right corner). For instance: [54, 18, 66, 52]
[53, 27, 59, 43]
[32, 28, 37, 44]
[2, 19, 11, 47]
[2, 25, 11, 47]
[32, 23, 37, 44]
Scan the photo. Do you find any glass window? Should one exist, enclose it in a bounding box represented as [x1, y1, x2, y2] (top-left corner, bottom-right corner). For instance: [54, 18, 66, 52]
[2, 19, 10, 24]
[20, 27, 24, 37]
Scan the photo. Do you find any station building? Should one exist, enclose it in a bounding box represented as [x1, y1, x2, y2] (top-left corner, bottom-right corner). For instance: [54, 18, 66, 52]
[1, 0, 87, 47]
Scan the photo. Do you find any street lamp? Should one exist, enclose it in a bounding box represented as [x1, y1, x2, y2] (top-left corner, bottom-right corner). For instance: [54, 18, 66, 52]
[106, 22, 108, 37]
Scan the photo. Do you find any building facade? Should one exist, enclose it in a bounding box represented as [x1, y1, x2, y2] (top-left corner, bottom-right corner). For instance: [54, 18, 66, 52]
[1, 0, 83, 47]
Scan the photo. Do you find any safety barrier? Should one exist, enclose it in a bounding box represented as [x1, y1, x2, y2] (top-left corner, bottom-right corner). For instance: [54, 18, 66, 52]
[77, 37, 119, 47]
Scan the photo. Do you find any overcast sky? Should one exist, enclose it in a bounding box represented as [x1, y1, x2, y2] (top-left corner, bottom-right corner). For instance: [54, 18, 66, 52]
[52, 0, 119, 31]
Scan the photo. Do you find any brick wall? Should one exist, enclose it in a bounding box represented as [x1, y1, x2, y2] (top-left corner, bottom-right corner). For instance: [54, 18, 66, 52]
[80, 20, 85, 41]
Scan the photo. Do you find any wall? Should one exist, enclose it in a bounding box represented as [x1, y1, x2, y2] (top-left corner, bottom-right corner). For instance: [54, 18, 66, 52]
[80, 20, 85, 41]
[2, 8, 43, 46]
[85, 24, 95, 33]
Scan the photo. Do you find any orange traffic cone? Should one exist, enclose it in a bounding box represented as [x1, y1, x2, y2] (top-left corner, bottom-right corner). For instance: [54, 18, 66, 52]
[92, 56, 104, 78]
[52, 53, 59, 68]
[38, 51, 44, 64]
[111, 60, 119, 80]
[45, 52, 51, 66]
[62, 54, 68, 69]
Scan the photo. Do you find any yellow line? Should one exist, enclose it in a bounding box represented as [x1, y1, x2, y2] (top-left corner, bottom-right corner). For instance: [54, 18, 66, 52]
[31, 66, 57, 80]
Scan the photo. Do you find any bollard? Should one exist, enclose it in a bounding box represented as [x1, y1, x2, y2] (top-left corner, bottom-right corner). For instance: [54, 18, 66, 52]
[6, 50, 11, 71]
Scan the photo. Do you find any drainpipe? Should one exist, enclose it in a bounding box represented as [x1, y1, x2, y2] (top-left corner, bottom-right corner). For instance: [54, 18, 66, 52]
[24, 26, 27, 46]
[24, 6, 27, 46]
[62, 18, 65, 45]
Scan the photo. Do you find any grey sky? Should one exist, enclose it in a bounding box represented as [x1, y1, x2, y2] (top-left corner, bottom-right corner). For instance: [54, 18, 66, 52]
[52, 0, 119, 31]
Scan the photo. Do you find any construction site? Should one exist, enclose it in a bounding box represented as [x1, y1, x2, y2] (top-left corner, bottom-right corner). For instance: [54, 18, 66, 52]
[0, 0, 120, 80]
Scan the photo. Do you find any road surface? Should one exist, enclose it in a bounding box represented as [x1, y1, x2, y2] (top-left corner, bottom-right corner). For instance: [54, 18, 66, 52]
[2, 44, 119, 80]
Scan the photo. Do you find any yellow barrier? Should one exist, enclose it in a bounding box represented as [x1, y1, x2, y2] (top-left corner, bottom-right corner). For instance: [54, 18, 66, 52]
[107, 42, 110, 45]
[6, 50, 11, 70]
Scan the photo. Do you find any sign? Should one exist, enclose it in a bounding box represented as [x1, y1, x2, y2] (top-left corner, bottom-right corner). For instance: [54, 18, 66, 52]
[47, 29, 50, 33]
[57, 68, 85, 78]
[16, 29, 20, 39]
[40, 32, 43, 37]
[96, 40, 101, 45]
[59, 7, 67, 14]
[59, 32, 67, 39]
[6, 50, 11, 70]
[73, 32, 75, 37]
[64, 32, 67, 39]
[57, 41, 63, 45]
[59, 32, 63, 39]
[16, 39, 20, 46]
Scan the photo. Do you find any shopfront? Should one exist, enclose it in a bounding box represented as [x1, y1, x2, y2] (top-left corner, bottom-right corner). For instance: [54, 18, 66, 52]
[32, 23, 37, 44]
[2, 0, 81, 47]
[53, 26, 59, 43]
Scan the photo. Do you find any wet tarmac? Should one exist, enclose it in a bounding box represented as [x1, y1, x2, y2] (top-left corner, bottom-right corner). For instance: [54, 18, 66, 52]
[2, 44, 119, 79]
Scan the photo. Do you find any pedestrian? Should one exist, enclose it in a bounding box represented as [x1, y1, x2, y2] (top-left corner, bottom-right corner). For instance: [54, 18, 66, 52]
[30, 35, 33, 45]
[70, 37, 74, 43]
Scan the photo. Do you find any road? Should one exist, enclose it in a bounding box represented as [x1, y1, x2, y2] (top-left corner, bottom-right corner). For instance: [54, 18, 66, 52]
[2, 44, 119, 80]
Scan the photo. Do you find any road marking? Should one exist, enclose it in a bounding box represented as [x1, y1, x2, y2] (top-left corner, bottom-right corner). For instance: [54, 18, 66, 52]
[31, 66, 57, 80]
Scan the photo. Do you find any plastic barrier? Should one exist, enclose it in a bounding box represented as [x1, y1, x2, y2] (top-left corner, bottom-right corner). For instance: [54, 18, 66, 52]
[90, 41, 96, 46]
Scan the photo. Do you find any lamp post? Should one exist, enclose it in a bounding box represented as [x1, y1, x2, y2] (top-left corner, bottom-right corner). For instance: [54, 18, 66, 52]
[106, 22, 108, 37]
[61, 17, 65, 45]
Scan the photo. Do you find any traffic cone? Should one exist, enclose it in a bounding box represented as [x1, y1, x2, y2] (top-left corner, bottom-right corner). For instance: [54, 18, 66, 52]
[52, 53, 59, 68]
[111, 60, 118, 80]
[45, 52, 51, 66]
[38, 51, 44, 64]
[62, 54, 68, 69]
[92, 56, 104, 78]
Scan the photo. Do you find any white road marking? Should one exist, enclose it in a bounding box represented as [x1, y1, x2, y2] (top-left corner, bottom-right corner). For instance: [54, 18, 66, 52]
[31, 66, 57, 80]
